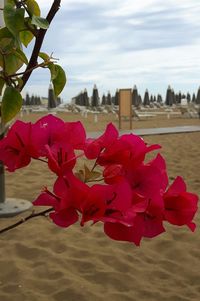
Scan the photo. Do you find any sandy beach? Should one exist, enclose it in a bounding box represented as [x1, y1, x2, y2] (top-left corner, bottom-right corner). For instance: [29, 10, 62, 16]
[0, 112, 200, 301]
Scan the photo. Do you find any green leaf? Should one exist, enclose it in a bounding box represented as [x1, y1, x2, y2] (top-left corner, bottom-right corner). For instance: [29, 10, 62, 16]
[31, 15, 49, 29]
[0, 27, 14, 40]
[26, 0, 41, 16]
[19, 30, 34, 47]
[14, 48, 28, 65]
[0, 36, 24, 75]
[0, 78, 5, 96]
[39, 52, 50, 61]
[6, 0, 15, 7]
[4, 4, 25, 36]
[51, 64, 67, 97]
[1, 86, 23, 123]
[48, 62, 58, 80]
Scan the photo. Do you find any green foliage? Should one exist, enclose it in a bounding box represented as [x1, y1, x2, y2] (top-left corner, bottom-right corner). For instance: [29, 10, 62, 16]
[31, 15, 49, 29]
[13, 48, 28, 65]
[49, 64, 67, 97]
[0, 28, 25, 75]
[39, 52, 50, 61]
[19, 30, 34, 47]
[0, 0, 66, 125]
[4, 4, 25, 37]
[1, 87, 23, 124]
[26, 0, 41, 16]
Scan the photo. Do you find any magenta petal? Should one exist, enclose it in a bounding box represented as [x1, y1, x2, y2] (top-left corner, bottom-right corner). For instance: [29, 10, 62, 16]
[187, 222, 196, 232]
[50, 208, 79, 228]
[62, 121, 86, 149]
[143, 216, 165, 238]
[104, 218, 144, 246]
[33, 192, 59, 209]
[166, 176, 186, 196]
[85, 123, 118, 159]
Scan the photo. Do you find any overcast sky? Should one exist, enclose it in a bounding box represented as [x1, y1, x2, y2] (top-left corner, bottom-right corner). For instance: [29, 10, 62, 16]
[25, 0, 200, 102]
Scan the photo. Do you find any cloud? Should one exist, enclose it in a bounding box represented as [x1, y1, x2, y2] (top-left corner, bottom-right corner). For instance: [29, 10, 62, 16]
[25, 0, 200, 101]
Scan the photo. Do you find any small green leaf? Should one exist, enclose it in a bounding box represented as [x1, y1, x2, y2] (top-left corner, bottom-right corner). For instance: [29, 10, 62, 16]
[0, 27, 14, 40]
[4, 4, 25, 36]
[39, 52, 50, 61]
[0, 78, 5, 96]
[84, 164, 101, 182]
[26, 0, 41, 16]
[1, 86, 23, 123]
[14, 48, 28, 65]
[31, 15, 49, 29]
[52, 64, 66, 97]
[48, 62, 58, 80]
[19, 30, 34, 47]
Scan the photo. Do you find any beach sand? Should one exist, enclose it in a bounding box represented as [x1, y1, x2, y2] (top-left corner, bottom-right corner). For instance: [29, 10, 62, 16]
[0, 113, 200, 301]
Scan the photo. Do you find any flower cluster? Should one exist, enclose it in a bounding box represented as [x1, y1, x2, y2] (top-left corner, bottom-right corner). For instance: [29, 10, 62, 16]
[0, 115, 198, 246]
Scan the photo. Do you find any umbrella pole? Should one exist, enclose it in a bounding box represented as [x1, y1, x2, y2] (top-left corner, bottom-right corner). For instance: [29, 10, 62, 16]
[0, 129, 5, 204]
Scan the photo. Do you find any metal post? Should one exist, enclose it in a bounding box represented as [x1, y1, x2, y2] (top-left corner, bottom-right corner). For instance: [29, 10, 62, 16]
[0, 0, 33, 217]
[0, 0, 5, 204]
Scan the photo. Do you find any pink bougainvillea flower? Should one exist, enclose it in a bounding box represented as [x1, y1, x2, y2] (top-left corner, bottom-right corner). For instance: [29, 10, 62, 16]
[80, 180, 133, 226]
[127, 154, 168, 216]
[45, 143, 76, 176]
[164, 176, 198, 231]
[84, 123, 118, 159]
[31, 114, 65, 157]
[34, 172, 89, 227]
[98, 133, 161, 168]
[103, 164, 125, 184]
[56, 121, 86, 150]
[104, 213, 165, 246]
[31, 115, 86, 157]
[0, 120, 36, 171]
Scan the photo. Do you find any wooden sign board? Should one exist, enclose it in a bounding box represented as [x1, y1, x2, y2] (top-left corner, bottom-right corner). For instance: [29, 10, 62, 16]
[119, 89, 132, 129]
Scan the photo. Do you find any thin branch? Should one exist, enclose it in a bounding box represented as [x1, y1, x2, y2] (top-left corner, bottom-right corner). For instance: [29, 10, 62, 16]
[0, 207, 54, 235]
[34, 157, 48, 164]
[8, 62, 47, 78]
[20, 0, 61, 91]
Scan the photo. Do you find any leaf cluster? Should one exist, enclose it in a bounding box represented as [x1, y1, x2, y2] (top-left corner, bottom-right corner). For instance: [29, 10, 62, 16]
[0, 0, 66, 124]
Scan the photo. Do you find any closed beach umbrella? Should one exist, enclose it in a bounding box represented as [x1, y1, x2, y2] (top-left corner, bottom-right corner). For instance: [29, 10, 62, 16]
[83, 88, 89, 106]
[143, 89, 150, 106]
[48, 83, 57, 109]
[132, 85, 138, 106]
[107, 91, 112, 105]
[30, 95, 36, 105]
[25, 93, 30, 106]
[114, 89, 119, 105]
[165, 85, 173, 106]
[171, 89, 176, 105]
[196, 87, 200, 104]
[91, 84, 99, 107]
[192, 93, 196, 103]
[102, 94, 106, 105]
[157, 94, 163, 103]
[186, 92, 191, 103]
